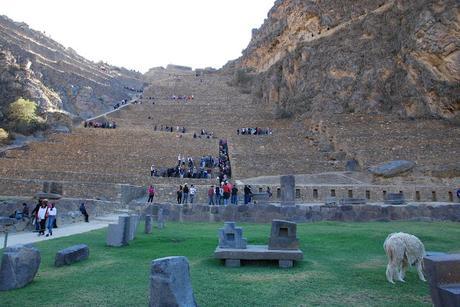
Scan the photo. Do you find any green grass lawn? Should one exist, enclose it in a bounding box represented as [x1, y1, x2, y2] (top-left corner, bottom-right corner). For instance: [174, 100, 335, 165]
[1, 221, 459, 306]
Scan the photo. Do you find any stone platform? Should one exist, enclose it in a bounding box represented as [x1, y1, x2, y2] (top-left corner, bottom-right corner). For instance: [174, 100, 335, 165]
[214, 244, 303, 268]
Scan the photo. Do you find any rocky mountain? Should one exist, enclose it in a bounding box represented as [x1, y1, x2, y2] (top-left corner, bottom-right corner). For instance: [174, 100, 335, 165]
[0, 15, 145, 122]
[228, 0, 459, 122]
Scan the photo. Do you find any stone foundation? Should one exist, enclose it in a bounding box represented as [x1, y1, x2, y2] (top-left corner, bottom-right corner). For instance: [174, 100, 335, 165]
[137, 203, 460, 223]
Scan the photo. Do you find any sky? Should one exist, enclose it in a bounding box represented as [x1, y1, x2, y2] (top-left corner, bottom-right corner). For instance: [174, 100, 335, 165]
[1, 0, 275, 73]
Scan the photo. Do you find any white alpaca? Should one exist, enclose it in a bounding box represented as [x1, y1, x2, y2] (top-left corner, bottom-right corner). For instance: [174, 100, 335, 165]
[383, 232, 427, 284]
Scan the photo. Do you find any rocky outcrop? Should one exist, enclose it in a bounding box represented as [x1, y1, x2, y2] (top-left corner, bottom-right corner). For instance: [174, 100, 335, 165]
[0, 15, 144, 120]
[0, 50, 61, 119]
[230, 0, 459, 121]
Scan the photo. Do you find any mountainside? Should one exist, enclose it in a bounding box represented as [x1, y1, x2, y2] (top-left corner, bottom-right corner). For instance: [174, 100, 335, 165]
[0, 15, 144, 121]
[228, 0, 459, 121]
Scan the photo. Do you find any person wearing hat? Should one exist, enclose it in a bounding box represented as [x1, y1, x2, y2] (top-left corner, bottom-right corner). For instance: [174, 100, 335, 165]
[182, 183, 189, 204]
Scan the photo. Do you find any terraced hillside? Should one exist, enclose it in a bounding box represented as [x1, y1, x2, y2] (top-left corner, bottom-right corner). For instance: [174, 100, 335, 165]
[0, 70, 458, 205]
[0, 15, 144, 118]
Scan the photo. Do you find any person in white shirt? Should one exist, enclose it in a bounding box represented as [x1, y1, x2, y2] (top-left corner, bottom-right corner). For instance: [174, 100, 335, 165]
[189, 185, 197, 204]
[37, 200, 48, 236]
[46, 203, 57, 237]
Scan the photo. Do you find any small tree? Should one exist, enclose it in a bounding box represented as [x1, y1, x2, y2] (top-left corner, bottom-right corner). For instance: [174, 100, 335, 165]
[0, 128, 9, 143]
[8, 98, 45, 134]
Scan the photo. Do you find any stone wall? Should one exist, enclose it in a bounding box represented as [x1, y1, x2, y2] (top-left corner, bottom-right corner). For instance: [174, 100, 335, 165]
[142, 203, 460, 223]
[0, 196, 121, 221]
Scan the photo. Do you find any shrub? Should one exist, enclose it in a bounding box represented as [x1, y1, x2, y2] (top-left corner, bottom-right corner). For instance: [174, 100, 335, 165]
[8, 98, 45, 134]
[0, 128, 9, 143]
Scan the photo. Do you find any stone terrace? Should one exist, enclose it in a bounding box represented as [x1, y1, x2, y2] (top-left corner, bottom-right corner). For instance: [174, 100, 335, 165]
[308, 114, 460, 179]
[0, 72, 458, 204]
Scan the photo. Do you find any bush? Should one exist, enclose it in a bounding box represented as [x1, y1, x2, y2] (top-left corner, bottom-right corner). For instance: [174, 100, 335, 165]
[8, 98, 46, 134]
[0, 128, 9, 143]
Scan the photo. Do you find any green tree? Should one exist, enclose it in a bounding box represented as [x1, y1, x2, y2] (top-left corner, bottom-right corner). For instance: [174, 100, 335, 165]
[8, 98, 45, 133]
[0, 128, 9, 143]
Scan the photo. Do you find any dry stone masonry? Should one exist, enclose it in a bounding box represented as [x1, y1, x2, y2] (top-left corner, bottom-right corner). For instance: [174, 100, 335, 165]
[149, 256, 197, 307]
[0, 244, 40, 291]
[214, 220, 303, 268]
[424, 253, 460, 307]
[55, 244, 89, 267]
[218, 222, 247, 249]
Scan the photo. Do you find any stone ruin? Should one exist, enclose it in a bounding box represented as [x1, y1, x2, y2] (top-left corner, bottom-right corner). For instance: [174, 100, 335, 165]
[0, 244, 41, 291]
[384, 193, 406, 205]
[214, 220, 303, 268]
[55, 244, 89, 267]
[424, 253, 460, 307]
[145, 215, 153, 234]
[280, 175, 295, 206]
[218, 222, 247, 249]
[106, 214, 140, 247]
[149, 256, 197, 307]
[268, 220, 299, 250]
[35, 181, 63, 200]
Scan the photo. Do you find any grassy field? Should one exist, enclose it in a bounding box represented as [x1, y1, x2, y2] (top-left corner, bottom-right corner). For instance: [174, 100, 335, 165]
[0, 221, 459, 306]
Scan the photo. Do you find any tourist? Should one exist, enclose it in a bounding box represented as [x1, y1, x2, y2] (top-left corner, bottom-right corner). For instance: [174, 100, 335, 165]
[215, 185, 221, 205]
[244, 185, 252, 204]
[46, 203, 57, 237]
[223, 181, 231, 205]
[208, 185, 215, 205]
[182, 184, 189, 204]
[177, 185, 183, 204]
[37, 200, 48, 236]
[150, 164, 155, 177]
[31, 200, 41, 232]
[80, 203, 89, 222]
[147, 185, 155, 203]
[267, 186, 273, 198]
[231, 185, 238, 205]
[189, 184, 197, 204]
[22, 203, 29, 218]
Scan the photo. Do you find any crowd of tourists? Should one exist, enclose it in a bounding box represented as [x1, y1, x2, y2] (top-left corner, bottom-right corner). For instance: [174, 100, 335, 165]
[154, 125, 187, 133]
[10, 200, 90, 238]
[84, 121, 117, 129]
[176, 183, 197, 204]
[206, 181, 238, 205]
[193, 129, 214, 139]
[169, 95, 194, 101]
[217, 139, 232, 183]
[113, 99, 128, 109]
[152, 154, 217, 179]
[237, 127, 272, 135]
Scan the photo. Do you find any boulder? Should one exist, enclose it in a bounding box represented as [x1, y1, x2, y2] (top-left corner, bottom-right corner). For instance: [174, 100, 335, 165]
[345, 159, 360, 171]
[55, 244, 89, 267]
[0, 244, 40, 291]
[369, 160, 415, 177]
[149, 256, 197, 307]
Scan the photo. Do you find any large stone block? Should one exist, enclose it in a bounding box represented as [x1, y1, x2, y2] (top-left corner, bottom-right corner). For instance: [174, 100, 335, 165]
[385, 193, 405, 205]
[0, 244, 40, 291]
[280, 175, 295, 206]
[55, 244, 89, 267]
[145, 215, 153, 234]
[369, 160, 415, 177]
[128, 215, 139, 241]
[106, 215, 130, 247]
[157, 208, 165, 229]
[149, 256, 197, 307]
[268, 220, 299, 250]
[218, 222, 247, 249]
[424, 253, 460, 307]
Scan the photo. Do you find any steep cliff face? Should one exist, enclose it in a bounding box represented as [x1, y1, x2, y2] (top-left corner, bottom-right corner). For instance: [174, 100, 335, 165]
[233, 0, 459, 121]
[0, 50, 61, 117]
[0, 15, 144, 119]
